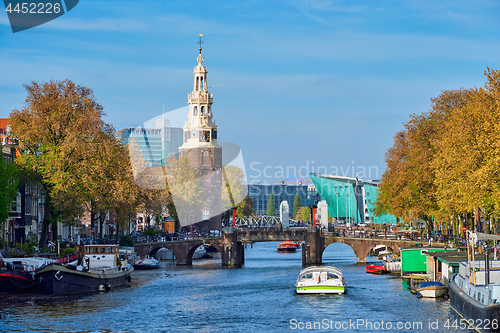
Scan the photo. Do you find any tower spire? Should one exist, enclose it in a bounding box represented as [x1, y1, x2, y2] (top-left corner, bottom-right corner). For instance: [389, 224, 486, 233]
[198, 33, 203, 54]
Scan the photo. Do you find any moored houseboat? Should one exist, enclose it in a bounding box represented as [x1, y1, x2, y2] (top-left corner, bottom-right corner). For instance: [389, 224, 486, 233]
[35, 244, 133, 295]
[448, 232, 500, 333]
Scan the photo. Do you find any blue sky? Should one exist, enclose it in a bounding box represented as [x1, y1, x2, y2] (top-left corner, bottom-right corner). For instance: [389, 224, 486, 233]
[1, 0, 500, 184]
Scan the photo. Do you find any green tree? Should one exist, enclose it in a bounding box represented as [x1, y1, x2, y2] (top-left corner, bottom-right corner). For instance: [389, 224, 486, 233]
[267, 193, 275, 217]
[0, 153, 19, 230]
[292, 194, 301, 219]
[236, 196, 255, 218]
[302, 206, 311, 223]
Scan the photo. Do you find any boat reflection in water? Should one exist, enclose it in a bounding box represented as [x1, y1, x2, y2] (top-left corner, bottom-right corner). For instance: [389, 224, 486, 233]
[35, 244, 133, 295]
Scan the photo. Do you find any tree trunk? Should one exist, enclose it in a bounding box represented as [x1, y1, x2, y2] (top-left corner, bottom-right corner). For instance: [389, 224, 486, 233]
[99, 211, 106, 239]
[39, 189, 53, 247]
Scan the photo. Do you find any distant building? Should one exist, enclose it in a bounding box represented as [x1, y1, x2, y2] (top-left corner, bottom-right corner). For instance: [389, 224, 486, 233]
[120, 118, 183, 167]
[1, 118, 45, 244]
[247, 184, 320, 217]
[178, 43, 222, 231]
[310, 173, 397, 225]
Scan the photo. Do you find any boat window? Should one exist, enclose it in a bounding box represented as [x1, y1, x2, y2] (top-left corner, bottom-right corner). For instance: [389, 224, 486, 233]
[108, 247, 114, 254]
[327, 273, 338, 280]
[86, 247, 91, 253]
[302, 273, 313, 279]
[100, 247, 106, 254]
[93, 247, 99, 254]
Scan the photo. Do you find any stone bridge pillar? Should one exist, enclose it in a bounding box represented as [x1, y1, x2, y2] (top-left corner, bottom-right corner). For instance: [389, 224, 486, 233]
[220, 227, 243, 267]
[302, 226, 324, 267]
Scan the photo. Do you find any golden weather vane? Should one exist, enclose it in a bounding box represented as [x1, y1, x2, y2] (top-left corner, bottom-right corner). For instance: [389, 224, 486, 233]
[198, 33, 203, 54]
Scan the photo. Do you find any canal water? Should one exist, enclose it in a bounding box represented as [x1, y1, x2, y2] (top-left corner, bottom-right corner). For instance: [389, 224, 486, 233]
[0, 242, 465, 332]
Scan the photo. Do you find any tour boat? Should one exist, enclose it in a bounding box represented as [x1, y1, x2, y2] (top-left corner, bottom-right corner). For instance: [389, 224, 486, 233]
[35, 244, 133, 295]
[277, 241, 297, 252]
[416, 281, 447, 298]
[133, 256, 160, 269]
[448, 232, 500, 332]
[365, 264, 388, 274]
[296, 266, 346, 294]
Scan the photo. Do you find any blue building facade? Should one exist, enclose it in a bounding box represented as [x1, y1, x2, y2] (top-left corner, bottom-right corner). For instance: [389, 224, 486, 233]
[247, 184, 320, 217]
[310, 173, 397, 225]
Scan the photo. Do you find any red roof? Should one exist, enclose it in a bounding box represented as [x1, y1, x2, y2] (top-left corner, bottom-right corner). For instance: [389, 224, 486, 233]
[0, 118, 8, 130]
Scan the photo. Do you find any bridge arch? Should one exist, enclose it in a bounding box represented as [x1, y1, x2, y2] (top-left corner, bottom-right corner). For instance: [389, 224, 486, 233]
[321, 237, 405, 263]
[135, 240, 227, 266]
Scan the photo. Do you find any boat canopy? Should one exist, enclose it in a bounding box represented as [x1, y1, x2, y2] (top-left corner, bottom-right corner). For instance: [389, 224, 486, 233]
[472, 232, 500, 242]
[420, 281, 444, 288]
[297, 266, 343, 278]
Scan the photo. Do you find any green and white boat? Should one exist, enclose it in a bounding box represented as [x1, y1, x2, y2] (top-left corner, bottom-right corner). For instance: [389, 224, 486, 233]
[295, 266, 346, 294]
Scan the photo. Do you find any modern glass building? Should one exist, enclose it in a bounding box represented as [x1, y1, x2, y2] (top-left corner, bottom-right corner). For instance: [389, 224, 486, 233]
[310, 173, 397, 225]
[120, 119, 183, 167]
[247, 184, 321, 217]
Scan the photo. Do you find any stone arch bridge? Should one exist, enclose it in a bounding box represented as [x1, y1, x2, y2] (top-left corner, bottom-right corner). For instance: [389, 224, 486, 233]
[134, 226, 423, 267]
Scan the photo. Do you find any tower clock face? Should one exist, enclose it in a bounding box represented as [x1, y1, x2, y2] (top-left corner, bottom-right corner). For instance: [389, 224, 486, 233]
[199, 130, 210, 142]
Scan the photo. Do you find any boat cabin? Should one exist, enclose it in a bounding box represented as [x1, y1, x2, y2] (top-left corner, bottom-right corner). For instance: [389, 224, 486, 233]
[456, 259, 500, 306]
[400, 247, 452, 276]
[297, 266, 344, 282]
[425, 251, 479, 287]
[77, 244, 119, 268]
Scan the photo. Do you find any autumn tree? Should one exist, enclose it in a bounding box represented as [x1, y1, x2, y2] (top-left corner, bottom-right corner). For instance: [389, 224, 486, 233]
[9, 80, 134, 245]
[375, 89, 473, 232]
[295, 206, 304, 221]
[162, 154, 204, 228]
[376, 68, 500, 235]
[221, 165, 247, 212]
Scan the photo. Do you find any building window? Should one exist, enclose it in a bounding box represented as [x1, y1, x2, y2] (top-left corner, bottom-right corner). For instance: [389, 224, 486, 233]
[11, 194, 21, 213]
[203, 151, 211, 166]
[193, 106, 198, 116]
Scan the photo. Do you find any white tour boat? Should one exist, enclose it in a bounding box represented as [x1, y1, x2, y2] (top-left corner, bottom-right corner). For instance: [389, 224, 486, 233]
[295, 266, 346, 294]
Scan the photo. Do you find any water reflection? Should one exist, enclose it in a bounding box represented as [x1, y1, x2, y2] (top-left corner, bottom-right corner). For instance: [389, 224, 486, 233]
[0, 241, 465, 333]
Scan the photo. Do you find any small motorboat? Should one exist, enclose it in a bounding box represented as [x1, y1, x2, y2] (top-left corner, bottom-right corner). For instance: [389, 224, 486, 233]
[416, 281, 447, 298]
[295, 266, 346, 294]
[365, 264, 388, 274]
[133, 256, 160, 269]
[277, 242, 296, 252]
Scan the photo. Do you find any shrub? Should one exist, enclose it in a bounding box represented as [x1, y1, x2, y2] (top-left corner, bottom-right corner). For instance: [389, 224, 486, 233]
[120, 235, 134, 247]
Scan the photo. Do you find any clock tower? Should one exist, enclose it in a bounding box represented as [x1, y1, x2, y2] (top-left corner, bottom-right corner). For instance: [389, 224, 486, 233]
[178, 37, 222, 231]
